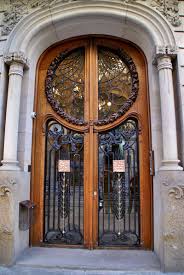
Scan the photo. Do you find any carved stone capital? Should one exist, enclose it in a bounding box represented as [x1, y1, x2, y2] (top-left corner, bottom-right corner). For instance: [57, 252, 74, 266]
[157, 56, 173, 71]
[169, 185, 184, 200]
[153, 45, 177, 66]
[4, 52, 29, 69]
[156, 45, 177, 58]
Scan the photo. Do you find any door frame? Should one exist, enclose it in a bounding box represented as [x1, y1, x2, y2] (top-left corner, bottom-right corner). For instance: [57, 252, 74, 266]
[30, 35, 153, 249]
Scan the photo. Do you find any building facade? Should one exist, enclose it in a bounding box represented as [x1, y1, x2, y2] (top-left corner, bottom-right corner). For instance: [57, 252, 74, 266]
[0, 0, 184, 272]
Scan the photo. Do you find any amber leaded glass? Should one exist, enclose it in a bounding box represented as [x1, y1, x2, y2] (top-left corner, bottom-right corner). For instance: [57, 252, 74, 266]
[46, 45, 138, 126]
[46, 48, 85, 124]
[98, 47, 132, 120]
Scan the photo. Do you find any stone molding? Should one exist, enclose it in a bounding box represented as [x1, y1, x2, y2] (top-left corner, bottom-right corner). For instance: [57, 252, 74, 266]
[153, 45, 177, 65]
[9, 63, 24, 77]
[157, 56, 172, 71]
[169, 185, 184, 199]
[4, 52, 29, 69]
[0, 0, 181, 36]
[156, 45, 177, 58]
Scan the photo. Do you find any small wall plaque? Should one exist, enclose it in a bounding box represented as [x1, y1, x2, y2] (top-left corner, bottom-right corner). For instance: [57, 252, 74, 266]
[113, 160, 125, 172]
[58, 160, 70, 172]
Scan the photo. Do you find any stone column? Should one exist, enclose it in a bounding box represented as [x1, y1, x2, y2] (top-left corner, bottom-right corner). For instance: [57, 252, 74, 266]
[156, 50, 182, 170]
[0, 52, 29, 171]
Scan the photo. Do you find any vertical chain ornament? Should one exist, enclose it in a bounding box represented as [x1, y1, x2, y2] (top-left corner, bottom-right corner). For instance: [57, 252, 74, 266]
[112, 173, 126, 235]
[58, 172, 69, 234]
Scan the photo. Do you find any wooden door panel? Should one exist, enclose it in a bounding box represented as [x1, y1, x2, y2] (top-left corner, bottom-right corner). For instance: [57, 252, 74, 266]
[31, 36, 152, 249]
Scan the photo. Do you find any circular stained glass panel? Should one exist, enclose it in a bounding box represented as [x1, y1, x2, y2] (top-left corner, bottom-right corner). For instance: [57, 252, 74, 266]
[45, 48, 85, 125]
[96, 47, 139, 125]
[45, 45, 139, 126]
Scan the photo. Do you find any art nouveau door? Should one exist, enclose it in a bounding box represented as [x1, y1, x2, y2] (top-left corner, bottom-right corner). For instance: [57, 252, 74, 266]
[31, 37, 152, 249]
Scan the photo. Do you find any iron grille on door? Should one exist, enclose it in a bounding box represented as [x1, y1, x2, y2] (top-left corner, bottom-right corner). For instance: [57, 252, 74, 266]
[44, 120, 84, 245]
[98, 119, 140, 246]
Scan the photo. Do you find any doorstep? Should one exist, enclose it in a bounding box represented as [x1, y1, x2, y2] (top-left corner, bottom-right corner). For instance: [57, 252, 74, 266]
[0, 247, 175, 275]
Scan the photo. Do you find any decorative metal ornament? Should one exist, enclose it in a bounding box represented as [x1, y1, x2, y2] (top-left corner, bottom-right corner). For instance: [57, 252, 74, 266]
[112, 174, 126, 221]
[98, 119, 140, 246]
[44, 120, 84, 245]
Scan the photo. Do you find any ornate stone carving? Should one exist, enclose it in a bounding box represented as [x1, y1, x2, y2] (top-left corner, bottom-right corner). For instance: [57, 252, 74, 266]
[152, 45, 177, 65]
[163, 184, 184, 270]
[0, 186, 13, 235]
[4, 52, 29, 68]
[0, 0, 181, 36]
[151, 0, 181, 27]
[169, 185, 184, 199]
[0, 186, 10, 197]
[156, 45, 177, 57]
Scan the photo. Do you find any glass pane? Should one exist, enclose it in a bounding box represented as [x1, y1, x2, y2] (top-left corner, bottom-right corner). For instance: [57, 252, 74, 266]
[98, 119, 140, 246]
[98, 47, 132, 120]
[44, 120, 84, 245]
[51, 48, 85, 120]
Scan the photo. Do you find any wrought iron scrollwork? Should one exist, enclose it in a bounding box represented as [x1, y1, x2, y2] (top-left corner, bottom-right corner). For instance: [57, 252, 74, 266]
[98, 119, 140, 246]
[58, 173, 69, 219]
[112, 174, 126, 221]
[44, 120, 84, 245]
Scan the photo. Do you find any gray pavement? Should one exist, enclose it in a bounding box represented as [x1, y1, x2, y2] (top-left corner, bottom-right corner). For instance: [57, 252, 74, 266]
[0, 248, 183, 274]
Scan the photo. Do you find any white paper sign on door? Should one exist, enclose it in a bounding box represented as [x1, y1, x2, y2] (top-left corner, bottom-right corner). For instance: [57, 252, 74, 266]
[58, 160, 70, 172]
[113, 160, 125, 172]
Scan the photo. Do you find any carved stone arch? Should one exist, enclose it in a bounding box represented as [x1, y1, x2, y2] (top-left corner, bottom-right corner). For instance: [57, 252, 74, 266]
[5, 1, 176, 55]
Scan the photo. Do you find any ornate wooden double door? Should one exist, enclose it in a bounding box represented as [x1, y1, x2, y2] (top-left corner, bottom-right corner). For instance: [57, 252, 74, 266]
[31, 37, 152, 249]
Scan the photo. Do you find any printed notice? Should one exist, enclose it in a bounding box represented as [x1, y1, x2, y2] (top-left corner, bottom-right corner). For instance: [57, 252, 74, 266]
[113, 160, 125, 172]
[58, 160, 70, 172]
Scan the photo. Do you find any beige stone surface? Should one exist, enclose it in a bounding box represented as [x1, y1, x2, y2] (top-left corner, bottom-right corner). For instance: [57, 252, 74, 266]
[0, 0, 184, 272]
[0, 172, 30, 266]
[0, 186, 13, 265]
[157, 171, 184, 272]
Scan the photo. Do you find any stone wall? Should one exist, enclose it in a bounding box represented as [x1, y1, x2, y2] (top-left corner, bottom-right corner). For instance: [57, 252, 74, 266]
[0, 172, 30, 266]
[156, 171, 184, 272]
[0, 0, 183, 272]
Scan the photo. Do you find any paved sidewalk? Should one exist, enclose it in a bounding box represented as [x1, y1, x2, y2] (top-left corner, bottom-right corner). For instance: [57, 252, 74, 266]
[0, 248, 183, 274]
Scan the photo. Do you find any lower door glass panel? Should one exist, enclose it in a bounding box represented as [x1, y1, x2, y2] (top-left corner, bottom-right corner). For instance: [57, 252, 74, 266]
[44, 120, 84, 245]
[98, 119, 140, 247]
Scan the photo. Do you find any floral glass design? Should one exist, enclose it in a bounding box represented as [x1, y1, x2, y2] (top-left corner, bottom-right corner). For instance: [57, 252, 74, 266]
[96, 47, 138, 125]
[46, 48, 85, 125]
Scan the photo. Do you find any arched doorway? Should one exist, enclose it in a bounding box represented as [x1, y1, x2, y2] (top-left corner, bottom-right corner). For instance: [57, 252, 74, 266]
[31, 36, 152, 249]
